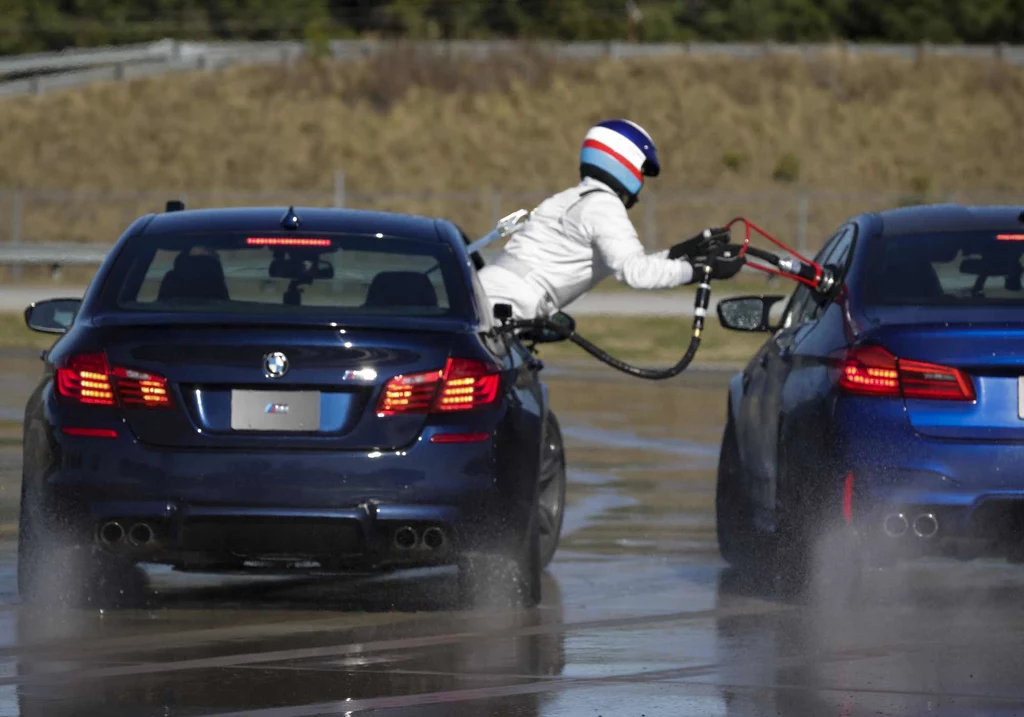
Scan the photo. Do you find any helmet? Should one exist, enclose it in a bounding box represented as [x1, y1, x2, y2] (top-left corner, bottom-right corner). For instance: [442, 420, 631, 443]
[579, 119, 660, 209]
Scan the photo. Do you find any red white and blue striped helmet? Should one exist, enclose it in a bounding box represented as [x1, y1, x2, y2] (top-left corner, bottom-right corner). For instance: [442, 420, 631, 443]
[579, 119, 660, 208]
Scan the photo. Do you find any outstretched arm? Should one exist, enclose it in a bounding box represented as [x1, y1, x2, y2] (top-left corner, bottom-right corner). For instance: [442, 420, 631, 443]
[584, 194, 693, 289]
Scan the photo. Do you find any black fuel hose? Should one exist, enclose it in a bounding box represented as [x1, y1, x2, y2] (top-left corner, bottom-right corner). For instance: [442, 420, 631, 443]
[499, 265, 715, 381]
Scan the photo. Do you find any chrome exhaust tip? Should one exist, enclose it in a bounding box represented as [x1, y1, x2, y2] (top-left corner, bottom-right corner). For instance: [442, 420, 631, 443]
[422, 527, 445, 550]
[882, 512, 909, 538]
[913, 513, 938, 539]
[394, 526, 417, 550]
[99, 521, 124, 546]
[128, 522, 154, 547]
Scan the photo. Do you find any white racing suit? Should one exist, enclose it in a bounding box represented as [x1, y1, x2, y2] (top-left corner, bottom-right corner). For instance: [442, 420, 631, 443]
[478, 177, 694, 320]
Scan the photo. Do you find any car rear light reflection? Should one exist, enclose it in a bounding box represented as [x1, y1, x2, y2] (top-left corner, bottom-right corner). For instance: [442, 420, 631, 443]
[377, 358, 501, 416]
[430, 432, 491, 444]
[836, 345, 974, 401]
[61, 427, 118, 438]
[56, 352, 173, 409]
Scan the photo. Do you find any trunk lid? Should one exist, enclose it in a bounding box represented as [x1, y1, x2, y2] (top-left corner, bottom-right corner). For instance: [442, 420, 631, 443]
[91, 319, 468, 451]
[864, 309, 1024, 440]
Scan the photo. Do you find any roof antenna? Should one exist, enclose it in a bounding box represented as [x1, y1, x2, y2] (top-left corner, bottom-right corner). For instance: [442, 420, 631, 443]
[281, 206, 300, 229]
[165, 200, 184, 212]
[1018, 209, 1024, 223]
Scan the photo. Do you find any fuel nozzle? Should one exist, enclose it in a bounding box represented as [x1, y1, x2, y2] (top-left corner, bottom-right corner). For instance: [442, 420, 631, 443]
[776, 256, 835, 293]
[692, 264, 713, 338]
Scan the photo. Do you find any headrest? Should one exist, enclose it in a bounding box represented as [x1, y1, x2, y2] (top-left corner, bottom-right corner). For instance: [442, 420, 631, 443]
[364, 271, 438, 308]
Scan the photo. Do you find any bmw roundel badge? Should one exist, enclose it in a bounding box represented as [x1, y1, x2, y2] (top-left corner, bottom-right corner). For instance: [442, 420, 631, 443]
[263, 351, 289, 379]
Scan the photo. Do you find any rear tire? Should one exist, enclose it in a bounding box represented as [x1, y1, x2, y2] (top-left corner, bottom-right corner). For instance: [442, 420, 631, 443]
[715, 416, 759, 571]
[458, 515, 541, 609]
[537, 412, 566, 569]
[18, 484, 139, 608]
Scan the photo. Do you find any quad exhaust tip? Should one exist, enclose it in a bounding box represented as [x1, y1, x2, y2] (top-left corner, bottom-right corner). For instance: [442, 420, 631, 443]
[394, 526, 417, 550]
[422, 527, 445, 550]
[913, 513, 939, 539]
[99, 521, 124, 545]
[883, 513, 909, 538]
[129, 522, 154, 546]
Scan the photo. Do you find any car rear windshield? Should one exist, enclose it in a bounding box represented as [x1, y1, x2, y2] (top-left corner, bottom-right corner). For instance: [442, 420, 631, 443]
[104, 233, 469, 317]
[861, 230, 1024, 306]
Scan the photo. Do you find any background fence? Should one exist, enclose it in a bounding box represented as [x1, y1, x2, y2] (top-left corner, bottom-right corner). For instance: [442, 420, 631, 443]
[1, 184, 1021, 266]
[4, 39, 1024, 97]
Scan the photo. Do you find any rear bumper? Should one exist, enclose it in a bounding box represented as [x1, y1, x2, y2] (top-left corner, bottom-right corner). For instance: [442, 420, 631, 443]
[836, 399, 1024, 559]
[28, 428, 536, 570]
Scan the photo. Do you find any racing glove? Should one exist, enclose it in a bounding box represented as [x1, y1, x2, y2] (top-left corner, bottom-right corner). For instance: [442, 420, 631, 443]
[668, 226, 732, 261]
[690, 244, 746, 282]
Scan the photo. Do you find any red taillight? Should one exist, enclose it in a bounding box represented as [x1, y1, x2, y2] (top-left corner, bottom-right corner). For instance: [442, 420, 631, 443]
[376, 358, 501, 416]
[836, 346, 975, 401]
[57, 353, 115, 406]
[377, 368, 443, 415]
[112, 367, 172, 408]
[435, 358, 500, 412]
[56, 353, 173, 409]
[837, 345, 900, 396]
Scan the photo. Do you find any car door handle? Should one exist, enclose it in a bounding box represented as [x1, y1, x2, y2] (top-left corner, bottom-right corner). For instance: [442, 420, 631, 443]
[759, 353, 769, 367]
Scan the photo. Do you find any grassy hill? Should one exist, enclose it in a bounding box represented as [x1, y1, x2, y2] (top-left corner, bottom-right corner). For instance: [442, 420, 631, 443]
[1, 47, 1023, 248]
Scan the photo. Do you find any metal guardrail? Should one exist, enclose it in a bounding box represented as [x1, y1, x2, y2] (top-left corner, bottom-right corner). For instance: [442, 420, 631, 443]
[0, 244, 110, 265]
[2, 39, 1024, 97]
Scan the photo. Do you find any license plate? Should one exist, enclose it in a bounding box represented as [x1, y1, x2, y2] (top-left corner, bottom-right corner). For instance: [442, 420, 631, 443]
[230, 390, 321, 432]
[1019, 377, 1024, 419]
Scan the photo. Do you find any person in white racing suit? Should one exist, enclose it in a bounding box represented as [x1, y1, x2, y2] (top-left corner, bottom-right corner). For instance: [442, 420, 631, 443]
[478, 118, 744, 320]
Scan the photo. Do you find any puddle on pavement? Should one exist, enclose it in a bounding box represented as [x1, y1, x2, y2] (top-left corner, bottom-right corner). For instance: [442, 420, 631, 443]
[547, 367, 727, 560]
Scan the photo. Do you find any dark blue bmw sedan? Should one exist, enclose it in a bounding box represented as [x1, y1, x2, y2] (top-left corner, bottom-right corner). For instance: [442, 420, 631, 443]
[19, 204, 567, 607]
[714, 204, 1024, 596]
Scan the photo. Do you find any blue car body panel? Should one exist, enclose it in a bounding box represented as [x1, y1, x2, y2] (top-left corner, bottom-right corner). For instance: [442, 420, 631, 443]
[725, 204, 1024, 557]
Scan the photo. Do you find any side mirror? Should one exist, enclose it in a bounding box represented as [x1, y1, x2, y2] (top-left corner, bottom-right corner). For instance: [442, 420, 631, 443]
[24, 298, 81, 334]
[522, 311, 575, 344]
[716, 295, 786, 333]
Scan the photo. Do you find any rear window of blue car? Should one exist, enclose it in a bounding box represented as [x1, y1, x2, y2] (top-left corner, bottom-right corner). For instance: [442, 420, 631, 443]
[103, 233, 469, 317]
[861, 231, 1024, 306]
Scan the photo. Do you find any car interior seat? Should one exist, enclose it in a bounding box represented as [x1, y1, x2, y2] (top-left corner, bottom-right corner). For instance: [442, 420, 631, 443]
[363, 271, 438, 309]
[158, 252, 230, 302]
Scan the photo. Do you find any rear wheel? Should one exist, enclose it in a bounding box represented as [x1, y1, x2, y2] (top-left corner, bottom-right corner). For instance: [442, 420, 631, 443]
[18, 483, 139, 608]
[458, 515, 541, 609]
[537, 412, 566, 569]
[715, 416, 759, 570]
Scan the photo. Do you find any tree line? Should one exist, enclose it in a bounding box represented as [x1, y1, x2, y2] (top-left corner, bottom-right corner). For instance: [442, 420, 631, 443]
[3, 0, 1024, 56]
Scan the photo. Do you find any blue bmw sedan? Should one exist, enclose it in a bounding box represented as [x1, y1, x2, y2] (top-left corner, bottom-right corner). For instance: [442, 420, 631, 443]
[715, 204, 1024, 592]
[19, 204, 567, 607]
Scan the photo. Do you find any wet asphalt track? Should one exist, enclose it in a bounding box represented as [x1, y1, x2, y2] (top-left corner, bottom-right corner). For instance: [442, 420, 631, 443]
[2, 357, 1024, 715]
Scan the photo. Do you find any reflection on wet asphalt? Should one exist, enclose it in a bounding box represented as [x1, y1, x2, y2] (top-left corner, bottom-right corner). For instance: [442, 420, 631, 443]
[2, 359, 1024, 715]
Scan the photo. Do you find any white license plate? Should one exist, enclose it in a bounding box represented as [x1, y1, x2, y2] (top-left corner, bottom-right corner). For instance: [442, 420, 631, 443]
[230, 390, 321, 432]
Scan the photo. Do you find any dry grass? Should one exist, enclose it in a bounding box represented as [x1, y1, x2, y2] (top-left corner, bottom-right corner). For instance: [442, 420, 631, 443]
[1, 48, 1023, 246]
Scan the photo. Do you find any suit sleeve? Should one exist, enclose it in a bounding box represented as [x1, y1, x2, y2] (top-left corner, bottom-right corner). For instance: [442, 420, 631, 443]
[581, 193, 693, 288]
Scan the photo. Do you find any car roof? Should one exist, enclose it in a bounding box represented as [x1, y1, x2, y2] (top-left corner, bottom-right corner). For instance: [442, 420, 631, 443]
[140, 206, 452, 242]
[869, 204, 1024, 236]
